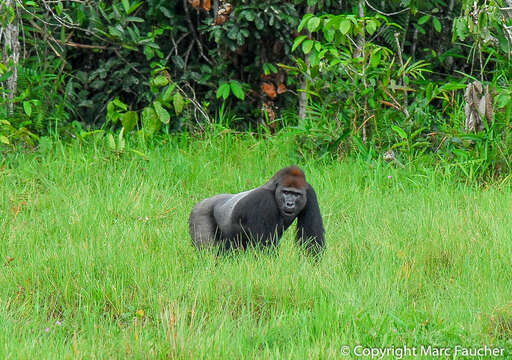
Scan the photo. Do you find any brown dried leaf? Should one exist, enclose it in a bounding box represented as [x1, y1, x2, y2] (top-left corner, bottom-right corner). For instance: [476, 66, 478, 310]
[262, 82, 277, 99]
[219, 3, 233, 15]
[188, 0, 201, 9]
[214, 14, 228, 25]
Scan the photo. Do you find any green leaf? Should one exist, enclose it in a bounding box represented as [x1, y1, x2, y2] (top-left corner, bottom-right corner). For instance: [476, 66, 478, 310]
[23, 101, 32, 117]
[242, 10, 255, 21]
[418, 15, 431, 25]
[324, 28, 335, 42]
[227, 26, 239, 40]
[339, 19, 351, 34]
[0, 70, 12, 82]
[370, 50, 381, 68]
[127, 1, 143, 15]
[453, 17, 467, 41]
[240, 28, 250, 38]
[255, 17, 264, 30]
[298, 14, 314, 32]
[161, 84, 176, 103]
[307, 17, 321, 33]
[230, 81, 245, 100]
[126, 16, 144, 23]
[153, 101, 170, 124]
[366, 20, 377, 35]
[120, 111, 138, 132]
[90, 79, 106, 90]
[106, 102, 119, 124]
[432, 17, 442, 32]
[113, 98, 128, 110]
[325, 15, 341, 31]
[292, 35, 307, 52]
[151, 75, 169, 87]
[121, 0, 130, 13]
[0, 135, 9, 145]
[173, 92, 185, 115]
[172, 55, 185, 69]
[392, 125, 408, 139]
[216, 83, 231, 100]
[141, 106, 160, 135]
[302, 39, 314, 54]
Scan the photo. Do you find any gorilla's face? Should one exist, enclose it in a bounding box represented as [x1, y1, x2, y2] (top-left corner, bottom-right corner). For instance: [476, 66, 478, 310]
[275, 184, 306, 218]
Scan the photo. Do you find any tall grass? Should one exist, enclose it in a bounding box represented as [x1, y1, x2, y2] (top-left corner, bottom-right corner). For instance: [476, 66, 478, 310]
[1, 133, 511, 359]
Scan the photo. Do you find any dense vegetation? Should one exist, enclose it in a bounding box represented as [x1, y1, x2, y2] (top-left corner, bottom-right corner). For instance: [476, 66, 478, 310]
[2, 135, 512, 358]
[1, 0, 512, 180]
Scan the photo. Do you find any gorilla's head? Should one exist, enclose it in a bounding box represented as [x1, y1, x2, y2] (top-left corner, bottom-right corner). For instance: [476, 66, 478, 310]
[274, 166, 307, 218]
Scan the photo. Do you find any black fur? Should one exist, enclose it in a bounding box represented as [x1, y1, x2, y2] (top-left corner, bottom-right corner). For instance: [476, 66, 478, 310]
[189, 166, 325, 255]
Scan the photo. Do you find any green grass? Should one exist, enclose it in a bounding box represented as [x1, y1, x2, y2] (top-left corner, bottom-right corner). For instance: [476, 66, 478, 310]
[1, 133, 512, 359]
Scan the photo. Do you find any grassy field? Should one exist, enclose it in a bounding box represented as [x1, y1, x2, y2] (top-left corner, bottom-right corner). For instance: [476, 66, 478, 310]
[1, 133, 512, 359]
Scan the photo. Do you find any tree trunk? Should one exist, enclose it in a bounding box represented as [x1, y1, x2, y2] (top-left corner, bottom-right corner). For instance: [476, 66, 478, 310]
[298, 5, 316, 123]
[0, 0, 20, 114]
[356, 0, 368, 142]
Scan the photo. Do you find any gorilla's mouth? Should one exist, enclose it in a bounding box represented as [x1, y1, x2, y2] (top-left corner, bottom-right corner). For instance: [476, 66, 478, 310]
[283, 209, 295, 216]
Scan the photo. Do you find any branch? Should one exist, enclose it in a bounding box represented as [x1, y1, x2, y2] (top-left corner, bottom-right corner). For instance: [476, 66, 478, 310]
[182, 0, 213, 66]
[15, 0, 108, 43]
[63, 41, 109, 50]
[364, 0, 409, 16]
[178, 82, 213, 125]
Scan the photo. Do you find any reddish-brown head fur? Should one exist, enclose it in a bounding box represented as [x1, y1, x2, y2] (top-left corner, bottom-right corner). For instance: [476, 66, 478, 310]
[281, 166, 306, 188]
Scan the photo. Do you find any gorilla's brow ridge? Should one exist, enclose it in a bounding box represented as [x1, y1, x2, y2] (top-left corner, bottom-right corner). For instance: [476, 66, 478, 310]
[281, 166, 306, 188]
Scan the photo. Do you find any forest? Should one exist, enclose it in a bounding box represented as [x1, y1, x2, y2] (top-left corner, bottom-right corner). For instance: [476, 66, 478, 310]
[1, 1, 512, 358]
[0, 0, 511, 179]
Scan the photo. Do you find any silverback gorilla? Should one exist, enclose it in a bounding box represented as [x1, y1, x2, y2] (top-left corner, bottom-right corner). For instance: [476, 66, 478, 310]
[189, 166, 324, 255]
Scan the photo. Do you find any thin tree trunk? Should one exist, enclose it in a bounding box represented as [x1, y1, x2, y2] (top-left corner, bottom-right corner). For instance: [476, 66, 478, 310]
[411, 27, 418, 59]
[356, 0, 368, 142]
[0, 0, 20, 114]
[297, 59, 309, 123]
[298, 5, 316, 123]
[394, 32, 410, 119]
[448, 0, 455, 13]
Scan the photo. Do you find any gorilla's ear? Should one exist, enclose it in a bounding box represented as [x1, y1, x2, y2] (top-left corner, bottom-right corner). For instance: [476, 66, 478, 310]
[296, 184, 325, 256]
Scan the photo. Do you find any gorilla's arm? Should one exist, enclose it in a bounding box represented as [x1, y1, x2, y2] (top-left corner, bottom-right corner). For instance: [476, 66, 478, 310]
[296, 184, 325, 255]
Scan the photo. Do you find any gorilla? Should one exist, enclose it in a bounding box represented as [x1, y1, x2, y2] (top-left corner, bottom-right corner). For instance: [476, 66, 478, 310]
[189, 166, 324, 255]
